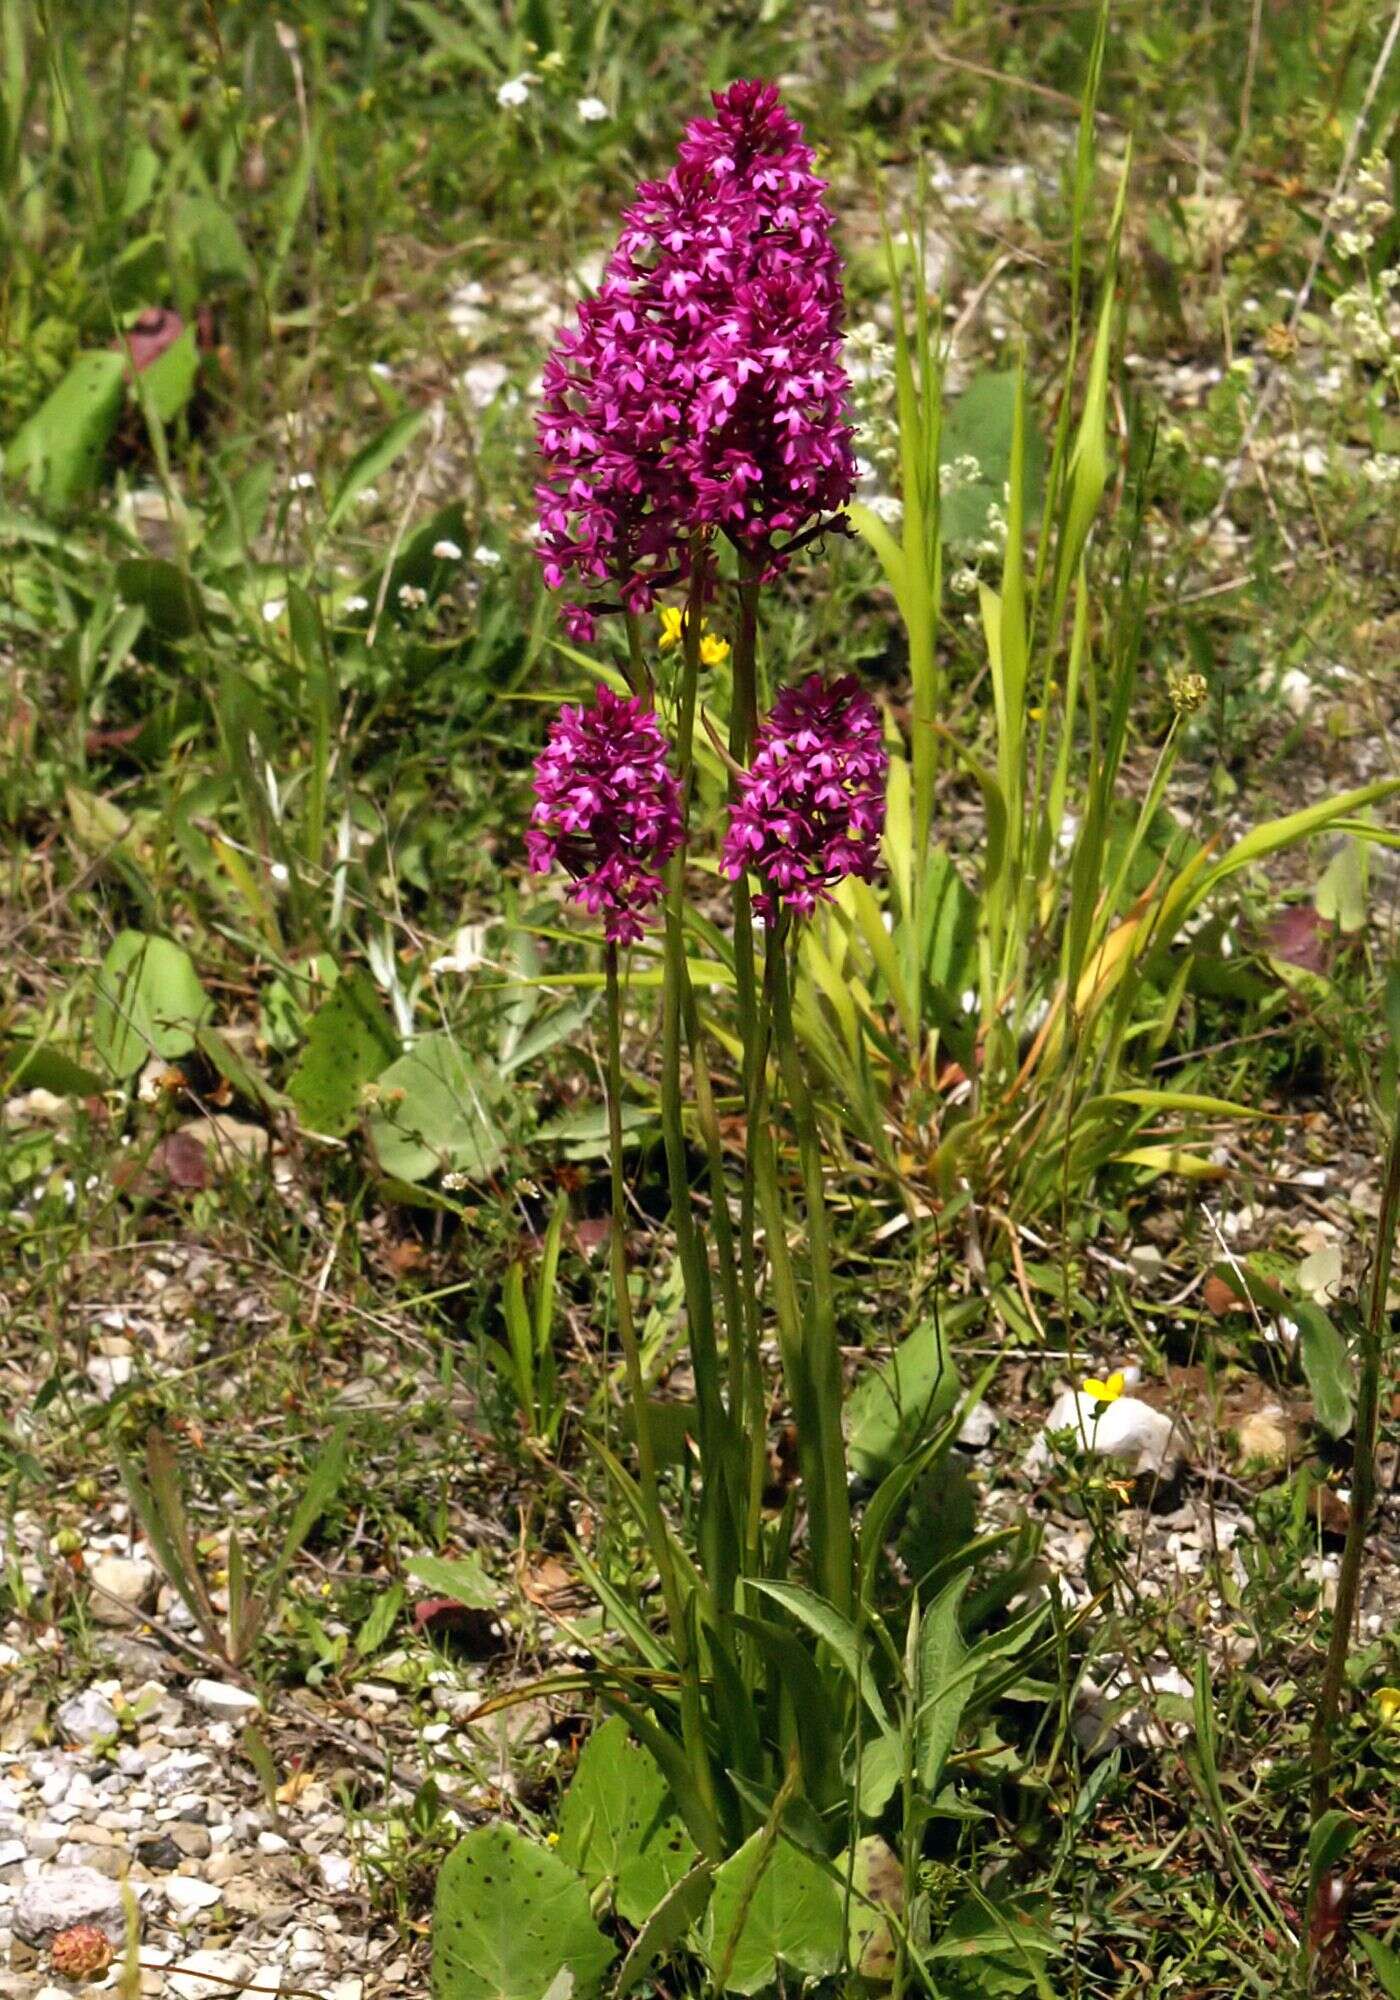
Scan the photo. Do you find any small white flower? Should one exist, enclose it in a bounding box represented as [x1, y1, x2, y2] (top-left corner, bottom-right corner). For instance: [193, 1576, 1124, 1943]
[472, 543, 503, 568]
[432, 539, 463, 562]
[431, 923, 489, 976]
[398, 583, 427, 609]
[288, 470, 316, 492]
[343, 595, 369, 614]
[262, 599, 286, 624]
[960, 988, 978, 1016]
[369, 361, 393, 380]
[269, 862, 290, 885]
[576, 96, 609, 123]
[497, 75, 531, 109]
[865, 492, 903, 526]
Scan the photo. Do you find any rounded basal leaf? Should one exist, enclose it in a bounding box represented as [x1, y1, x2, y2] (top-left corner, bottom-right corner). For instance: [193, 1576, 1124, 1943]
[368, 1033, 506, 1184]
[432, 1824, 614, 2000]
[702, 1830, 843, 1995]
[92, 931, 212, 1079]
[556, 1716, 697, 1926]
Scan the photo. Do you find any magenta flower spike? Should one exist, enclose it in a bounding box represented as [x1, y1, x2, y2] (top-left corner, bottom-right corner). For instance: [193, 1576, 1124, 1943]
[722, 674, 887, 919]
[527, 686, 684, 945]
[536, 80, 856, 638]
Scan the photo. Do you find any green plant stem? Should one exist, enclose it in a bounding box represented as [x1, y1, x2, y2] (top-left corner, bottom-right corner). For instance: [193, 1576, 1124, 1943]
[660, 549, 736, 1604]
[1308, 1102, 1400, 1841]
[604, 948, 676, 1605]
[731, 549, 767, 1547]
[603, 943, 722, 1843]
[767, 917, 854, 1615]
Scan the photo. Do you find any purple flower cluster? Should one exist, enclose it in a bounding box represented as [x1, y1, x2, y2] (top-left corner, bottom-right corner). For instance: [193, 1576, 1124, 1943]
[722, 675, 887, 918]
[526, 686, 683, 945]
[536, 80, 856, 640]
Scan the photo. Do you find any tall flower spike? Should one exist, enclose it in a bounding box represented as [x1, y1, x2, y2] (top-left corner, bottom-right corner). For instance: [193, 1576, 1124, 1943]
[536, 80, 856, 635]
[722, 674, 886, 919]
[527, 686, 684, 946]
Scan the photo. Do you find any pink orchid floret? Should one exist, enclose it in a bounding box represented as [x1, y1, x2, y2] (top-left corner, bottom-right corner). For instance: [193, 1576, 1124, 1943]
[536, 79, 856, 634]
[527, 686, 684, 945]
[722, 674, 886, 918]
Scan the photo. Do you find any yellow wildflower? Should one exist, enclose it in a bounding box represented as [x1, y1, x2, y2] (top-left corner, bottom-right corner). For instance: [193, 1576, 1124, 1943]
[1376, 1686, 1400, 1727]
[1083, 1371, 1127, 1405]
[659, 605, 728, 665]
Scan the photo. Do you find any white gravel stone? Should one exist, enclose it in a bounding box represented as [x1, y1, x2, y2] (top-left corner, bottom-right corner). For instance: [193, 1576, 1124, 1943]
[13, 1864, 130, 1945]
[165, 1875, 223, 1917]
[188, 1679, 261, 1718]
[56, 1688, 120, 1744]
[1025, 1389, 1184, 1482]
[167, 1947, 256, 1999]
[88, 1554, 159, 1624]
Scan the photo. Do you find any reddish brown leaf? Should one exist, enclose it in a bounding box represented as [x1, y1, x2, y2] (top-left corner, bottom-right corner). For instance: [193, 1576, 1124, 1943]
[152, 1129, 210, 1191]
[1263, 904, 1333, 975]
[113, 307, 186, 377]
[1204, 1273, 1247, 1316]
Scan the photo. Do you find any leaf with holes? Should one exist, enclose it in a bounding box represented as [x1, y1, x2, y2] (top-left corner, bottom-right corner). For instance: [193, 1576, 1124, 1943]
[557, 1716, 698, 1925]
[288, 971, 399, 1138]
[432, 1823, 614, 2000]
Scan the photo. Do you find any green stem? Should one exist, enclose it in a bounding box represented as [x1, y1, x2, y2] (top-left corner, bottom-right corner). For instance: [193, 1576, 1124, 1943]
[604, 945, 720, 1846]
[661, 548, 736, 1605]
[769, 920, 854, 1616]
[731, 552, 767, 1547]
[1308, 1100, 1400, 1862]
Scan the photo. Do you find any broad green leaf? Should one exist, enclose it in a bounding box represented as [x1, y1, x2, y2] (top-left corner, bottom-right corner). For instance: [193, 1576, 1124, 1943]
[846, 1313, 961, 1480]
[916, 1576, 972, 1792]
[137, 326, 200, 425]
[1314, 834, 1367, 933]
[407, 1551, 497, 1609]
[432, 1824, 615, 2000]
[4, 1040, 107, 1097]
[4, 350, 125, 507]
[939, 369, 1045, 546]
[172, 193, 254, 284]
[703, 1829, 843, 1995]
[556, 1716, 697, 1925]
[116, 557, 205, 638]
[749, 1580, 890, 1732]
[92, 931, 212, 1078]
[288, 971, 399, 1137]
[369, 1032, 506, 1183]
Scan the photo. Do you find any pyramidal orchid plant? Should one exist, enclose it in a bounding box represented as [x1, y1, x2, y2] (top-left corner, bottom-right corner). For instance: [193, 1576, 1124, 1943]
[528, 81, 887, 1860]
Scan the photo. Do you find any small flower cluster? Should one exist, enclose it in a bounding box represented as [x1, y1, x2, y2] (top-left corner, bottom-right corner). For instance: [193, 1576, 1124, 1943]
[531, 673, 886, 938]
[722, 674, 886, 917]
[526, 686, 683, 945]
[536, 80, 855, 639]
